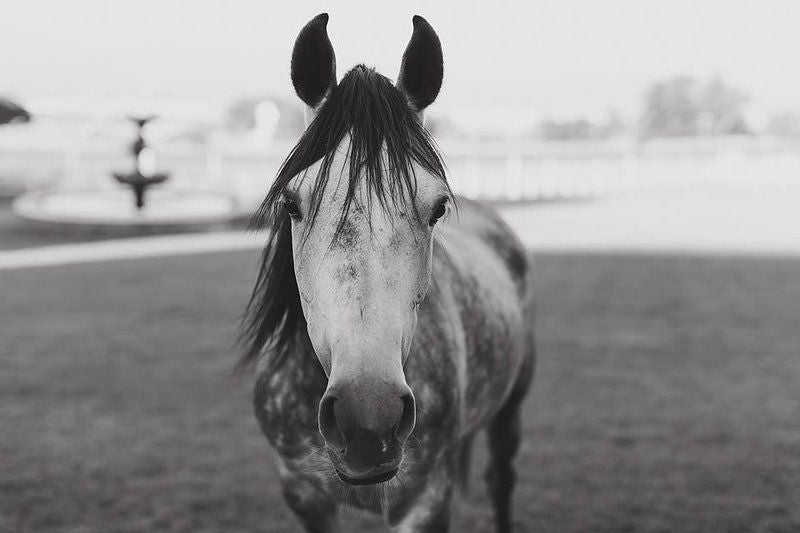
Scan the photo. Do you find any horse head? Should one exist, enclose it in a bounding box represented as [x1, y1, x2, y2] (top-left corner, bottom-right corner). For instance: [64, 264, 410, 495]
[271, 14, 448, 485]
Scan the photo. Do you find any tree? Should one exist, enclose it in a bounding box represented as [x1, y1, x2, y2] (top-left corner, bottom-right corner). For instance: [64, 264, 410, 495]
[0, 97, 31, 125]
[539, 117, 594, 140]
[538, 110, 626, 141]
[639, 76, 750, 138]
[697, 76, 749, 135]
[639, 76, 700, 138]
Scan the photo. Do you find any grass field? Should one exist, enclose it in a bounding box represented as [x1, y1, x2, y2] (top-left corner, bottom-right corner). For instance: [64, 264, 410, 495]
[1, 251, 798, 532]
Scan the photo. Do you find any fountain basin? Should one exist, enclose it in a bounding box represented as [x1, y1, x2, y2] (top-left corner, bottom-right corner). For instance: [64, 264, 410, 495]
[13, 188, 249, 234]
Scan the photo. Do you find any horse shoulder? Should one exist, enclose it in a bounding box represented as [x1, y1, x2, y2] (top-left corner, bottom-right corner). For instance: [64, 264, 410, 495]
[433, 200, 532, 433]
[450, 196, 531, 296]
[407, 269, 466, 437]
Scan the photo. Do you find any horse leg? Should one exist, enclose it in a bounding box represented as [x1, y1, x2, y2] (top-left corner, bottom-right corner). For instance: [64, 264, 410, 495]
[280, 473, 339, 533]
[485, 352, 534, 533]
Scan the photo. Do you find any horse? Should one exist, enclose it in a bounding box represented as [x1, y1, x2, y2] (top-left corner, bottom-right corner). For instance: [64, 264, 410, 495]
[241, 14, 535, 532]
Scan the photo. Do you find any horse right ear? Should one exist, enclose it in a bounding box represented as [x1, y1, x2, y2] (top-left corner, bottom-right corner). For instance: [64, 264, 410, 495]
[291, 13, 337, 120]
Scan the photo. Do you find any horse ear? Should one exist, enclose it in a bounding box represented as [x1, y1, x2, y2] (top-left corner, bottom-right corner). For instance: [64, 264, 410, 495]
[397, 15, 443, 115]
[291, 13, 337, 116]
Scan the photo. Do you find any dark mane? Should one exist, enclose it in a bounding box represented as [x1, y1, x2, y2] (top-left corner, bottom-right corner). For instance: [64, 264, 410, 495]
[239, 65, 449, 368]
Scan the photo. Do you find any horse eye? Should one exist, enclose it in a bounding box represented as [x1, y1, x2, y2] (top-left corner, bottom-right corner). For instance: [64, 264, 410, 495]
[429, 200, 448, 226]
[283, 197, 301, 219]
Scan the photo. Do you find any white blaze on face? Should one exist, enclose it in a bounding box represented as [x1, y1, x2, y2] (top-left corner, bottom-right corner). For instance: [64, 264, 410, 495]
[285, 141, 446, 382]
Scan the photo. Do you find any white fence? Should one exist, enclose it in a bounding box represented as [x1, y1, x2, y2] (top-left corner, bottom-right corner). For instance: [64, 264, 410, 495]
[2, 136, 800, 205]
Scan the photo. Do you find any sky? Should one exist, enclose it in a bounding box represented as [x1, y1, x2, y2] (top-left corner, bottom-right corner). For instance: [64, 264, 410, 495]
[3, 0, 800, 121]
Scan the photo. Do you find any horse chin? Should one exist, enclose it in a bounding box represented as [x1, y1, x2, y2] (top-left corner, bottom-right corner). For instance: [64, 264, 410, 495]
[335, 467, 399, 486]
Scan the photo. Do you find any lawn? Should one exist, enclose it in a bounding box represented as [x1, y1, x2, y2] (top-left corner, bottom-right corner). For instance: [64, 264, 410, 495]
[1, 251, 798, 532]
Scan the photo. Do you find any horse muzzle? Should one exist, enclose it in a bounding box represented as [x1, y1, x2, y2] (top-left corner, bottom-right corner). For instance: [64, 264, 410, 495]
[325, 425, 404, 485]
[318, 381, 415, 485]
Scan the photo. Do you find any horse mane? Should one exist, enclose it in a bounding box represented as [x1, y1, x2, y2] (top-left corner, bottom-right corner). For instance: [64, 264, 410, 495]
[239, 64, 450, 368]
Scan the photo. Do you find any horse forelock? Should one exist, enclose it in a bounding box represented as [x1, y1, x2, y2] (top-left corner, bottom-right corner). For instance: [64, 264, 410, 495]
[240, 64, 451, 369]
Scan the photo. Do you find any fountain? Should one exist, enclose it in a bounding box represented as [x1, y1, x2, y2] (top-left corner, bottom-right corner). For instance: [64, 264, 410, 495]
[13, 114, 246, 234]
[113, 116, 169, 210]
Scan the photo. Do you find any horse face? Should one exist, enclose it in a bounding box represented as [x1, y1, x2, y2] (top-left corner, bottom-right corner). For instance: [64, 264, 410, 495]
[284, 149, 449, 484]
[281, 12, 446, 485]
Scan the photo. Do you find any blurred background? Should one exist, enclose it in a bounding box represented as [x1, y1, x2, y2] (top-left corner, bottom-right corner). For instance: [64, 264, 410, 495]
[3, 1, 800, 252]
[1, 1, 798, 532]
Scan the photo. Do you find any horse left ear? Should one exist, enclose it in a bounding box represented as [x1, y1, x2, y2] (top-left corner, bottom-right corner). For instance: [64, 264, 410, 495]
[397, 15, 443, 116]
[291, 13, 337, 121]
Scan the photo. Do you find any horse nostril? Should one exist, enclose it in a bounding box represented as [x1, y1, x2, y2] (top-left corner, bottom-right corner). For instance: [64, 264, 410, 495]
[318, 395, 346, 453]
[395, 392, 416, 442]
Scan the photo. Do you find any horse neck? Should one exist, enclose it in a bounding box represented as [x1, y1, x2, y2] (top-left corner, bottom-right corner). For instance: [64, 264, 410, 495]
[278, 326, 328, 390]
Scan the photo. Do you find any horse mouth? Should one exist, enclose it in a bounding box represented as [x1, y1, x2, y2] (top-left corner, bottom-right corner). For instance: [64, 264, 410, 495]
[335, 467, 399, 486]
